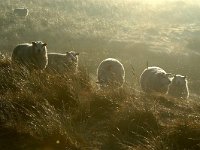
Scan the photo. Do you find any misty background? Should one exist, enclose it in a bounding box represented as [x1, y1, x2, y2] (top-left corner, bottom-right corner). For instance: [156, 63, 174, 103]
[1, 0, 200, 94]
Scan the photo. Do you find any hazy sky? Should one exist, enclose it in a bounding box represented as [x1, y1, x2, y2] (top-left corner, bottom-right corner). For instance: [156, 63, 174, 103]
[129, 0, 200, 4]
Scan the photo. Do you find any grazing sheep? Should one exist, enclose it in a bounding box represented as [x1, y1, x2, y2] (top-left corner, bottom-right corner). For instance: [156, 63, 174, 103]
[47, 51, 79, 73]
[11, 41, 48, 72]
[14, 8, 29, 17]
[97, 58, 125, 89]
[140, 66, 171, 94]
[168, 74, 189, 99]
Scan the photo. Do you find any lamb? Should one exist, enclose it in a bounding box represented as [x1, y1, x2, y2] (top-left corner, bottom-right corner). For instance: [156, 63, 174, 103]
[97, 58, 125, 89]
[11, 41, 48, 72]
[140, 66, 171, 94]
[167, 74, 189, 99]
[46, 51, 79, 73]
[14, 8, 29, 17]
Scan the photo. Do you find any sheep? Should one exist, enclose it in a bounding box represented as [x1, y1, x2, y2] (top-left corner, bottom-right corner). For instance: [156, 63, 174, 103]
[46, 51, 79, 74]
[11, 41, 48, 72]
[140, 66, 171, 94]
[167, 74, 189, 99]
[14, 8, 29, 17]
[97, 58, 125, 89]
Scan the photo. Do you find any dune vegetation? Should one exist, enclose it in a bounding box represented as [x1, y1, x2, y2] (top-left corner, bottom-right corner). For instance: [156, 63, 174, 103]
[0, 0, 200, 149]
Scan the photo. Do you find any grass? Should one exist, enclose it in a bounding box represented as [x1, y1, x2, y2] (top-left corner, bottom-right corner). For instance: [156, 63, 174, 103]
[0, 0, 200, 149]
[0, 58, 200, 149]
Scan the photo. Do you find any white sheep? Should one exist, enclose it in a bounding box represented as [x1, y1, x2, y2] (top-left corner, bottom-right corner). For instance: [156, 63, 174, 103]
[97, 58, 125, 89]
[140, 66, 171, 94]
[11, 41, 48, 72]
[167, 74, 189, 99]
[46, 51, 79, 73]
[14, 8, 29, 17]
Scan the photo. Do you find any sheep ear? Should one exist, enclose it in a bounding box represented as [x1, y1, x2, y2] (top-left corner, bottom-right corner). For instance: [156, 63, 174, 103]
[42, 43, 47, 47]
[32, 41, 36, 46]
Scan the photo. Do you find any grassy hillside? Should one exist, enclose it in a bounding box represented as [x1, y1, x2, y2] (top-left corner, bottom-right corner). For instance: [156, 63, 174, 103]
[0, 0, 200, 149]
[0, 59, 200, 150]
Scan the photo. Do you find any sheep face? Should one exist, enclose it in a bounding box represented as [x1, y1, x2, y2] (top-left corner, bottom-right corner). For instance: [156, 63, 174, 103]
[168, 74, 189, 99]
[66, 51, 79, 63]
[32, 41, 47, 55]
[31, 41, 48, 70]
[171, 75, 187, 87]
